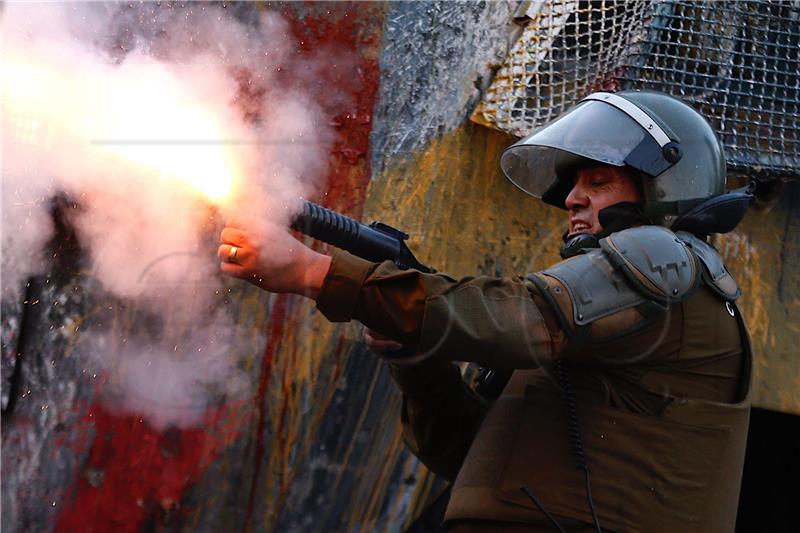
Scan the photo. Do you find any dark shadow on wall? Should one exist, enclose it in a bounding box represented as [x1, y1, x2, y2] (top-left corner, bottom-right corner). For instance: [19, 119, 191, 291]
[737, 407, 800, 533]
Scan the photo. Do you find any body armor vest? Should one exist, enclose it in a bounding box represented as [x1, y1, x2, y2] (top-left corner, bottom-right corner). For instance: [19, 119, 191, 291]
[444, 227, 751, 532]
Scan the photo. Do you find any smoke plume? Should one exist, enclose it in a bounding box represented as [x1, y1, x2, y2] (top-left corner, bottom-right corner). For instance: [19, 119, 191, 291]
[1, 3, 336, 428]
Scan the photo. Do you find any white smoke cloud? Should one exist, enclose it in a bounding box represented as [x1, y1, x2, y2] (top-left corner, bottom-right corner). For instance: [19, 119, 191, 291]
[1, 2, 336, 428]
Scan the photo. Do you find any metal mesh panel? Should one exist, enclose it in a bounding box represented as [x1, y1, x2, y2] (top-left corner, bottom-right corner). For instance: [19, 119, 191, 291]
[474, 0, 800, 178]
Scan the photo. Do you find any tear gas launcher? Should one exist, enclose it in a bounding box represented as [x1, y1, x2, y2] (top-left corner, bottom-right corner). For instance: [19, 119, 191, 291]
[290, 201, 510, 399]
[290, 201, 431, 273]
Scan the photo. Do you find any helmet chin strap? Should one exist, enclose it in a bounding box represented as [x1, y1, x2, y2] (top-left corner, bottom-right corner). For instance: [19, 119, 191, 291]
[559, 201, 649, 259]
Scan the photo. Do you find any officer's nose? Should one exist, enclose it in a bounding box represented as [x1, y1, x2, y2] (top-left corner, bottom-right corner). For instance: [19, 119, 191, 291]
[565, 182, 589, 212]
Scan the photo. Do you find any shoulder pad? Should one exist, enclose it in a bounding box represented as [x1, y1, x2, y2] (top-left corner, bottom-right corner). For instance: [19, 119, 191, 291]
[539, 249, 648, 326]
[676, 231, 740, 300]
[599, 226, 700, 304]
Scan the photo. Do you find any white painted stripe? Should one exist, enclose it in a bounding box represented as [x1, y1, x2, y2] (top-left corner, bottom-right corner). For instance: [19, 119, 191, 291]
[583, 92, 672, 147]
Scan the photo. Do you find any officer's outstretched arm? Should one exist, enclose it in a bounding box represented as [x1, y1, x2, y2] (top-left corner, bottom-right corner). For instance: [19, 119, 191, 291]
[316, 226, 727, 371]
[317, 249, 565, 369]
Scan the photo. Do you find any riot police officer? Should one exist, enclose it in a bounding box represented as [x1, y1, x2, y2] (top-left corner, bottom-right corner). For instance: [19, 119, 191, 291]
[220, 90, 753, 532]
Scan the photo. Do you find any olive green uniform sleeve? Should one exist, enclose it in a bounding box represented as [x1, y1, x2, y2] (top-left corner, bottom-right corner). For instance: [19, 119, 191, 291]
[316, 250, 559, 370]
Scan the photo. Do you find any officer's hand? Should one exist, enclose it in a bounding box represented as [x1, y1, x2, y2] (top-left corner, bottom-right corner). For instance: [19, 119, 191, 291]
[363, 327, 403, 354]
[218, 223, 331, 299]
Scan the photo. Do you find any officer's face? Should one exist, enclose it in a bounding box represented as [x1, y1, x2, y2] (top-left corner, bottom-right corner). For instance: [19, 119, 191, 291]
[564, 166, 641, 237]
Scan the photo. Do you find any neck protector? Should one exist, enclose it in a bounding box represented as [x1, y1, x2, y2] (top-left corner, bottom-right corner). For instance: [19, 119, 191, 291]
[560, 201, 649, 259]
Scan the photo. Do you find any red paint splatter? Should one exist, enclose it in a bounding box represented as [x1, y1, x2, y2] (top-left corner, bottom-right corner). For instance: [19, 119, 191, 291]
[55, 403, 243, 533]
[281, 2, 384, 217]
[244, 293, 289, 530]
[243, 5, 383, 529]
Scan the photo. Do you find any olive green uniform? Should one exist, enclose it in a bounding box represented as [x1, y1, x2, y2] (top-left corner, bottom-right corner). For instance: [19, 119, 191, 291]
[316, 227, 750, 532]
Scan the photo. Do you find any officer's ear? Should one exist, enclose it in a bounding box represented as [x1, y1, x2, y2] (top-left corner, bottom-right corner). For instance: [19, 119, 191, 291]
[622, 166, 645, 202]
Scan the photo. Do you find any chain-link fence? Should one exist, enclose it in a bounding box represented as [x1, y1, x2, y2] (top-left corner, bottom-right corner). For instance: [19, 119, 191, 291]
[474, 0, 799, 178]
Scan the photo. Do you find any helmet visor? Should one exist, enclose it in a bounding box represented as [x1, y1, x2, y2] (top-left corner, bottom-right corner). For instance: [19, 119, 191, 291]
[500, 100, 647, 199]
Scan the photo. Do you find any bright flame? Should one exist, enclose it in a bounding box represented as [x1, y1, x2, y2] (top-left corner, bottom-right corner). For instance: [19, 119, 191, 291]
[2, 51, 242, 206]
[88, 63, 240, 204]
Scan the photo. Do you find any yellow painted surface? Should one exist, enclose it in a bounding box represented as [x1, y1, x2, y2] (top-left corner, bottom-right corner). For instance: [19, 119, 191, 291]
[716, 205, 800, 413]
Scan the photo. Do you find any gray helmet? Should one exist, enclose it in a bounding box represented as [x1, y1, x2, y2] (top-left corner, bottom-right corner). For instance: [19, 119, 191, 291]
[500, 91, 726, 225]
